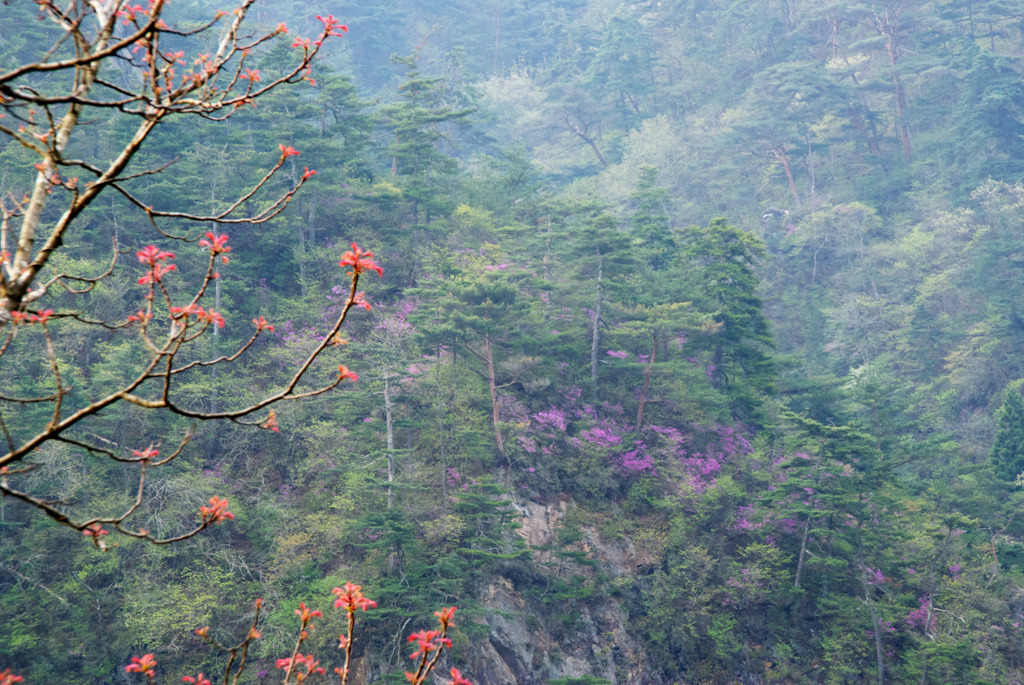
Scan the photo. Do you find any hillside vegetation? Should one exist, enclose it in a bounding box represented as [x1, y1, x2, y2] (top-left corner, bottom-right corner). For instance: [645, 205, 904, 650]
[4, 1, 1024, 683]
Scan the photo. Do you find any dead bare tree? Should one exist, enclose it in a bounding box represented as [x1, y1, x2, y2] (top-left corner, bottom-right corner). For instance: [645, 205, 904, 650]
[558, 106, 608, 168]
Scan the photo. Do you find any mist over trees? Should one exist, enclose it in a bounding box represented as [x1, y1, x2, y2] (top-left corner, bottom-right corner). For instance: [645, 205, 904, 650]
[4, 0, 1024, 683]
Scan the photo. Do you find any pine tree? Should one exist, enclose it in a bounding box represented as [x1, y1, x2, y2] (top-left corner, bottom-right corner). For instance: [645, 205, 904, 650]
[991, 387, 1024, 481]
[678, 218, 775, 422]
[379, 51, 475, 224]
[630, 166, 674, 272]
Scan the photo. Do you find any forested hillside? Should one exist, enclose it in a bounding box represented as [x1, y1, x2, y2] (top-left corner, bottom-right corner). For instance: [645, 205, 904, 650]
[3, 0, 1024, 683]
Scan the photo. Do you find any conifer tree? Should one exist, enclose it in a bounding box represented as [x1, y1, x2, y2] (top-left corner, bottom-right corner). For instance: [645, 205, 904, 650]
[678, 218, 775, 421]
[379, 51, 475, 224]
[991, 386, 1024, 481]
[630, 166, 674, 272]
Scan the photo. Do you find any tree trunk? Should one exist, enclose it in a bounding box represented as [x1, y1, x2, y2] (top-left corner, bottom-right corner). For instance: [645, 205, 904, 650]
[879, 16, 912, 164]
[587, 137, 608, 168]
[540, 216, 553, 280]
[891, 67, 912, 164]
[840, 41, 888, 167]
[712, 341, 725, 388]
[811, 235, 827, 285]
[288, 158, 308, 298]
[773, 145, 800, 207]
[590, 251, 603, 403]
[794, 519, 811, 589]
[307, 195, 317, 265]
[564, 112, 608, 168]
[635, 335, 657, 431]
[385, 369, 400, 573]
[493, 0, 501, 72]
[485, 334, 506, 460]
[805, 133, 816, 205]
[14, 52, 104, 280]
[862, 570, 885, 685]
[848, 105, 883, 158]
[918, 593, 933, 685]
[867, 593, 885, 685]
[384, 370, 395, 509]
[858, 528, 885, 685]
[919, 530, 953, 684]
[437, 346, 448, 506]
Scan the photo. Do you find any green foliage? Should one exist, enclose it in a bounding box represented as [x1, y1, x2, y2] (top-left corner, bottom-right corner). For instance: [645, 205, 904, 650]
[678, 218, 776, 421]
[9, 0, 1024, 683]
[378, 50, 476, 223]
[991, 387, 1024, 481]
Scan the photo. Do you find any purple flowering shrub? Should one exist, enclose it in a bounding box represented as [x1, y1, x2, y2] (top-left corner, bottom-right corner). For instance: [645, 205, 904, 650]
[506, 378, 761, 501]
[906, 596, 937, 633]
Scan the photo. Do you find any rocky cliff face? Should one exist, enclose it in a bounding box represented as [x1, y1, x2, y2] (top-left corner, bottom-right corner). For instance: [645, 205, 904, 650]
[467, 500, 661, 685]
